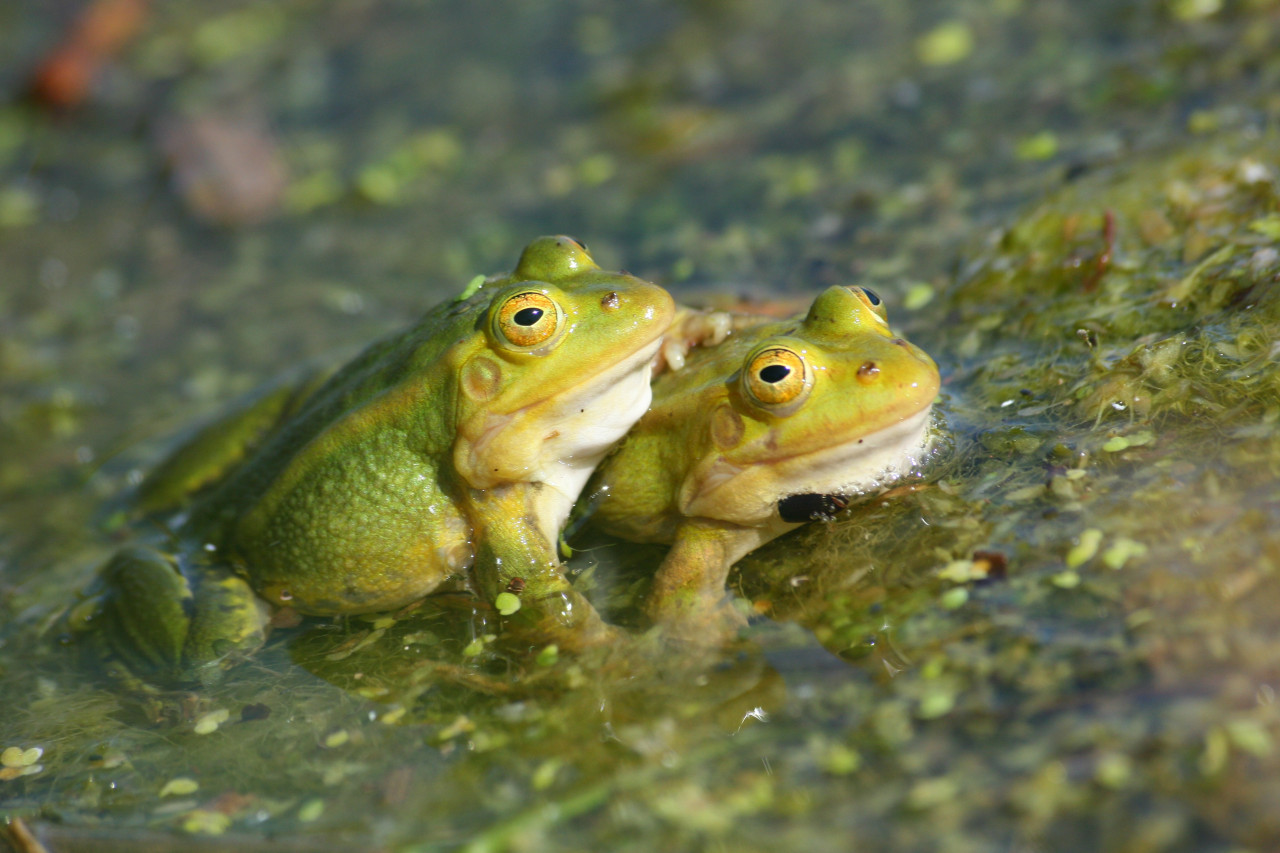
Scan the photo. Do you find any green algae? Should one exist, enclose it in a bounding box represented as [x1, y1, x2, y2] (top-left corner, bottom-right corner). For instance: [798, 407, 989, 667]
[4, 1, 1280, 852]
[722, 135, 1280, 852]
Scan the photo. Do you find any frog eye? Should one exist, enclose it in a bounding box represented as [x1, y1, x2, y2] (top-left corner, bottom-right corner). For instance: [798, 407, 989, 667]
[496, 291, 562, 348]
[847, 286, 889, 324]
[744, 347, 809, 407]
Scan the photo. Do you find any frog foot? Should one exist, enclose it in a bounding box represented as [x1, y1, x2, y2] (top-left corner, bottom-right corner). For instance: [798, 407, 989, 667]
[69, 545, 270, 686]
[646, 594, 750, 648]
[502, 587, 624, 653]
[655, 307, 735, 373]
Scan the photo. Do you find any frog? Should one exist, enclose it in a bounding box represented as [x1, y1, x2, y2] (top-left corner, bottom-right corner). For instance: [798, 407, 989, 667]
[70, 236, 677, 684]
[582, 283, 940, 636]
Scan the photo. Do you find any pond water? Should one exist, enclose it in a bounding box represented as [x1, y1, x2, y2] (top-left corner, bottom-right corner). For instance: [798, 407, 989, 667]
[2, 2, 1279, 851]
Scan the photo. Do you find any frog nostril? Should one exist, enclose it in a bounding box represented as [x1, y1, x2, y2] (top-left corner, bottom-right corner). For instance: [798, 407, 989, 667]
[893, 338, 908, 347]
[601, 291, 620, 311]
[857, 361, 880, 383]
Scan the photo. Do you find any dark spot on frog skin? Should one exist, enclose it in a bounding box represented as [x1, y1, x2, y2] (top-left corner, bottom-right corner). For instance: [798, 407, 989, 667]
[778, 493, 849, 523]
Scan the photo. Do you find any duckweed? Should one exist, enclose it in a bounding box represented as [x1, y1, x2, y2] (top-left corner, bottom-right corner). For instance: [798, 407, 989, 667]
[159, 778, 200, 798]
[298, 798, 325, 822]
[180, 809, 231, 835]
[915, 22, 974, 66]
[322, 730, 350, 749]
[1101, 537, 1148, 570]
[192, 709, 229, 735]
[0, 747, 41, 768]
[1050, 570, 1082, 589]
[1065, 529, 1103, 568]
[494, 592, 521, 616]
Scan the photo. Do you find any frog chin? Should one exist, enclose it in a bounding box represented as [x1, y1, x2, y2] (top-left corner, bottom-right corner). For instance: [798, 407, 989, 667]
[772, 403, 935, 500]
[686, 403, 935, 527]
[527, 335, 665, 544]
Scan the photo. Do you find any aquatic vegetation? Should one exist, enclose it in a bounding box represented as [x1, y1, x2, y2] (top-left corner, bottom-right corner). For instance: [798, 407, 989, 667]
[4, 1, 1280, 850]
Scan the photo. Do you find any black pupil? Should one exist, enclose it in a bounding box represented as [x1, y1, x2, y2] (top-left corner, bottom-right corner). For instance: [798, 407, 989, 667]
[861, 287, 882, 306]
[513, 307, 544, 326]
[760, 364, 791, 384]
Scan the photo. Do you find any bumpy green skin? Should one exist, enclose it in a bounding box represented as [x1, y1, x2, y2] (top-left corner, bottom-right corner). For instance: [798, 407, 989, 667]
[74, 237, 675, 683]
[588, 285, 940, 634]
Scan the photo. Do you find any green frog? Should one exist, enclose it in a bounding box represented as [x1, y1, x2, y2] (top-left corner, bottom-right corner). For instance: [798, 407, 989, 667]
[584, 283, 940, 635]
[71, 236, 676, 683]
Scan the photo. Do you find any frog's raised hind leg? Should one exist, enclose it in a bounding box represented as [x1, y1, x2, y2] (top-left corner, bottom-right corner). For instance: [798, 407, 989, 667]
[69, 545, 270, 685]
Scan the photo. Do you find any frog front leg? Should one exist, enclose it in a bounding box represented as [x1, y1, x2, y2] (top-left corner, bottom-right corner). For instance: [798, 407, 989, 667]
[70, 545, 270, 685]
[643, 519, 777, 642]
[465, 485, 618, 652]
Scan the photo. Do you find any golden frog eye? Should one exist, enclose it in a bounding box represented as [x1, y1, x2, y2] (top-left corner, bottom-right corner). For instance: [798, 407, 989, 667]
[495, 291, 561, 348]
[744, 347, 808, 407]
[848, 286, 889, 324]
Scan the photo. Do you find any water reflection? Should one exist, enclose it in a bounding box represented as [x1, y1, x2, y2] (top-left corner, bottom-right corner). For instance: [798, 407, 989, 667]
[290, 598, 788, 739]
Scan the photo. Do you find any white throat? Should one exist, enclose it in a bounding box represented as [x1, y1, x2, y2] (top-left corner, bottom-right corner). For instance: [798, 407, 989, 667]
[528, 336, 664, 543]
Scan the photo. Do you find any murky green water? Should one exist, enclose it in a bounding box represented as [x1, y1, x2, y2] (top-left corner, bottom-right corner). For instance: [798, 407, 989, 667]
[3, 2, 1279, 850]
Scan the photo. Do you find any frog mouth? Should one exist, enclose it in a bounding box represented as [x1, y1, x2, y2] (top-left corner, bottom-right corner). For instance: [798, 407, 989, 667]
[766, 402, 935, 498]
[684, 401, 936, 525]
[462, 307, 670, 471]
[535, 332, 666, 465]
[460, 328, 666, 543]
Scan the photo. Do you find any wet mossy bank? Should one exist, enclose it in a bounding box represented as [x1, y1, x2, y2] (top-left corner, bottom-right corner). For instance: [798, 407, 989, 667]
[732, 135, 1280, 851]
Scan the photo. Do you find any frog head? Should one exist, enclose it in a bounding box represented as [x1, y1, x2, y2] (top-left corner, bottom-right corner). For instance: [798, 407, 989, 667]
[677, 283, 940, 528]
[452, 236, 676, 539]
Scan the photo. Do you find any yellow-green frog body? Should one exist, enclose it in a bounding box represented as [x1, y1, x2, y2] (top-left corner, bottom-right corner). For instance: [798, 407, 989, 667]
[586, 284, 940, 631]
[74, 237, 675, 682]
